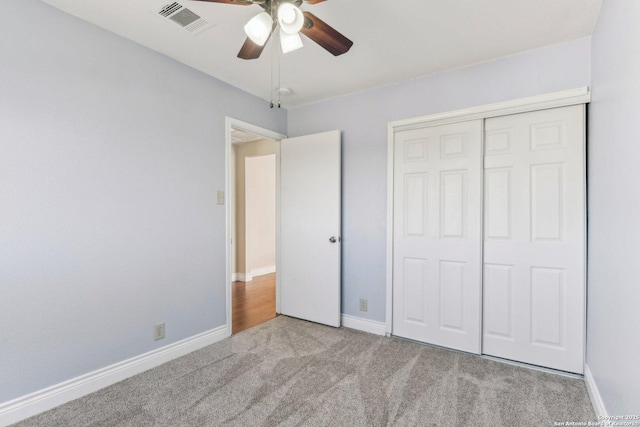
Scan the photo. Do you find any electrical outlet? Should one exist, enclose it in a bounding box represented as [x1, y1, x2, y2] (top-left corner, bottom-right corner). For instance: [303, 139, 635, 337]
[154, 322, 165, 341]
[216, 190, 225, 205]
[359, 298, 368, 312]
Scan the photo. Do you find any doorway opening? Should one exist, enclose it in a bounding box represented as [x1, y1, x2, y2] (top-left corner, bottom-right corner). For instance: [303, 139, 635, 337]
[226, 118, 286, 335]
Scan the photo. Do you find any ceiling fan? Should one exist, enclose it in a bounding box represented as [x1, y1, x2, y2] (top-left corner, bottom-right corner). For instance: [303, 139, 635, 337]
[191, 0, 353, 60]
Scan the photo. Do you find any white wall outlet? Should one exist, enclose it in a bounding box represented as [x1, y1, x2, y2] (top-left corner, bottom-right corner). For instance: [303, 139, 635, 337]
[216, 190, 225, 205]
[359, 298, 368, 312]
[154, 322, 165, 341]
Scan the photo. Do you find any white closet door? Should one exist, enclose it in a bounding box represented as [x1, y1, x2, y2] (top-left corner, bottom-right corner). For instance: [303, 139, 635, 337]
[483, 105, 585, 374]
[392, 120, 483, 354]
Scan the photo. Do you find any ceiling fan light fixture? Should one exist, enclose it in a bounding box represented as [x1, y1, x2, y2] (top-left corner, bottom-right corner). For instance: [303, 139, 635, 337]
[277, 2, 304, 35]
[280, 29, 303, 53]
[244, 12, 273, 46]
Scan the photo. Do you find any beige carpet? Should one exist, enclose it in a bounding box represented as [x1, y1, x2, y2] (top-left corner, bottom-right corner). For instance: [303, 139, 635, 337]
[15, 316, 595, 426]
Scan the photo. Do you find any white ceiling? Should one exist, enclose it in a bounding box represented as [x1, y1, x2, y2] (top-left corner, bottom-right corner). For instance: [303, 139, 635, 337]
[40, 0, 602, 108]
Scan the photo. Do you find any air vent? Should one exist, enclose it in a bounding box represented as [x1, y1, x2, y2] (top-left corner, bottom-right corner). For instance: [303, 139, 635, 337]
[154, 2, 217, 35]
[159, 2, 182, 17]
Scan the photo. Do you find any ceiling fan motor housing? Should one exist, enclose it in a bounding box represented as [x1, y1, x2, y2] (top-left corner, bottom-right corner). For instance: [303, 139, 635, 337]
[260, 0, 304, 11]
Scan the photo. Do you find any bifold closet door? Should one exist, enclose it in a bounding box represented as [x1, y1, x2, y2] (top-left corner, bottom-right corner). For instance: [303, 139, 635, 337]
[392, 120, 482, 354]
[482, 105, 585, 374]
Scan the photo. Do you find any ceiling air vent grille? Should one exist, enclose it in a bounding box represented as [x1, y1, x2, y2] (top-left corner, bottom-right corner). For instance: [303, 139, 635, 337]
[155, 2, 217, 35]
[159, 2, 182, 17]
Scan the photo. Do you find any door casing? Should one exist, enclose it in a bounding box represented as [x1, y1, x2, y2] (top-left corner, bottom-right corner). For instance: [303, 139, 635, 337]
[225, 117, 286, 337]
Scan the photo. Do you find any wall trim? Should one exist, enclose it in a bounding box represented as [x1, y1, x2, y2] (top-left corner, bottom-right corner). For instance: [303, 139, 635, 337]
[233, 272, 252, 282]
[385, 122, 395, 335]
[388, 87, 591, 131]
[584, 364, 608, 418]
[233, 266, 276, 283]
[385, 87, 591, 337]
[250, 265, 276, 277]
[341, 314, 386, 336]
[0, 325, 228, 426]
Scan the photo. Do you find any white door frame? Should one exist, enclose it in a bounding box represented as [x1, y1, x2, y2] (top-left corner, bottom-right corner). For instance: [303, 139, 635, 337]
[385, 87, 591, 336]
[225, 117, 286, 337]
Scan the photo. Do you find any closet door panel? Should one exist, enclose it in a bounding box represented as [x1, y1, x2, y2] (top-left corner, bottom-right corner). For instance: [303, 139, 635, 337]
[483, 105, 585, 374]
[393, 120, 483, 354]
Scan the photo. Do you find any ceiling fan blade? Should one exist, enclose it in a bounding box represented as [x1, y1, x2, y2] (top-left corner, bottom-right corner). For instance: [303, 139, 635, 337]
[303, 0, 328, 4]
[238, 21, 276, 60]
[237, 38, 267, 60]
[190, 0, 253, 5]
[237, 22, 275, 60]
[300, 12, 353, 56]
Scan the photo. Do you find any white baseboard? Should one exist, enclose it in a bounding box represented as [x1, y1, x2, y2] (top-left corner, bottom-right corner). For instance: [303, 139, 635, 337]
[584, 364, 608, 418]
[233, 266, 275, 282]
[341, 314, 386, 336]
[233, 272, 252, 282]
[250, 265, 276, 277]
[0, 325, 229, 427]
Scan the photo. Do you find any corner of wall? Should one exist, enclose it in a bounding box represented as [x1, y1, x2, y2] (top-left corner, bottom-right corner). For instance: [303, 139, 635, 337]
[584, 364, 608, 418]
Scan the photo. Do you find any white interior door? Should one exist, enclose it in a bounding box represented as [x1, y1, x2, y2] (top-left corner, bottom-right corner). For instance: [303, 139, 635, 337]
[279, 130, 341, 327]
[392, 120, 483, 353]
[482, 105, 585, 374]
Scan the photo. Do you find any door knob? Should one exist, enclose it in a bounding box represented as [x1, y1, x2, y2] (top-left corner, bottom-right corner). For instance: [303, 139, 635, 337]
[329, 236, 339, 243]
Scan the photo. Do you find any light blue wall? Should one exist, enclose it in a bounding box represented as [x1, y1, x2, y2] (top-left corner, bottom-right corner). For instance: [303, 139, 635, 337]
[587, 0, 640, 414]
[288, 38, 591, 322]
[0, 0, 285, 403]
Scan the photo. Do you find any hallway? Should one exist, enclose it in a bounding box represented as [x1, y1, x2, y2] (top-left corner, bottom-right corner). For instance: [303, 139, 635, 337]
[232, 273, 277, 334]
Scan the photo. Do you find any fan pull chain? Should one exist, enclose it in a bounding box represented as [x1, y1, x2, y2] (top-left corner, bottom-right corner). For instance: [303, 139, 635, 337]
[271, 32, 282, 108]
[269, 5, 274, 108]
[277, 51, 281, 109]
[270, 5, 278, 108]
[270, 49, 274, 109]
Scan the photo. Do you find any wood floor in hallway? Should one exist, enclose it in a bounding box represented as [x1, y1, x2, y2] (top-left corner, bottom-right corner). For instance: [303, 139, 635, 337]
[232, 273, 277, 334]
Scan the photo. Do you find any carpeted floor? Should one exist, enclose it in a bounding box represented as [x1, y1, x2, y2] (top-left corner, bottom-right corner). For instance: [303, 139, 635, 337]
[15, 316, 595, 426]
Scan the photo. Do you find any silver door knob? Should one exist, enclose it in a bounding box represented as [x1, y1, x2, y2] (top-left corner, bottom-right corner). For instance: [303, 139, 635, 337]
[329, 236, 338, 243]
